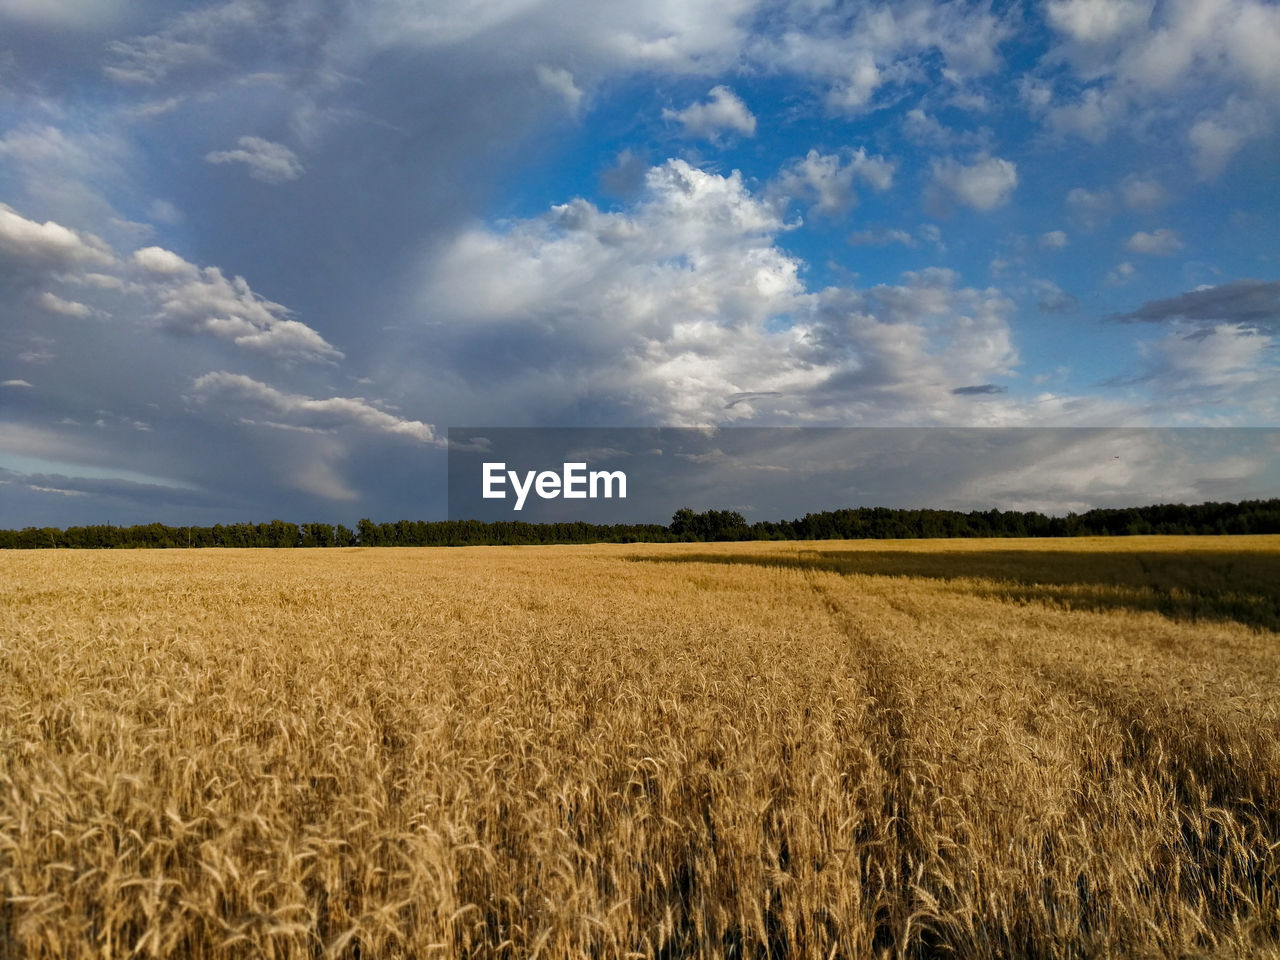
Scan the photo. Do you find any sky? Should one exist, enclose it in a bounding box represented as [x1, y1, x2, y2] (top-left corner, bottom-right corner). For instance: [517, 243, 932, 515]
[0, 0, 1278, 527]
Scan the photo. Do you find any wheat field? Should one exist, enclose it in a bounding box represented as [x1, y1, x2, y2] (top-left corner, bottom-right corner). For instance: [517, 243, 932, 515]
[2, 537, 1279, 959]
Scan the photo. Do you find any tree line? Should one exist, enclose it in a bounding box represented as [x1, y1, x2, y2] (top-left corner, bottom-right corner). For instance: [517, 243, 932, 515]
[2, 498, 1278, 549]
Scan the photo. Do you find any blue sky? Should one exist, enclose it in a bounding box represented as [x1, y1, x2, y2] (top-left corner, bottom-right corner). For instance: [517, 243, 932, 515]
[0, 0, 1278, 526]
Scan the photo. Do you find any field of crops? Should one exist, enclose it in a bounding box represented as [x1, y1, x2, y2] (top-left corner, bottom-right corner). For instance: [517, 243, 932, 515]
[3, 537, 1279, 959]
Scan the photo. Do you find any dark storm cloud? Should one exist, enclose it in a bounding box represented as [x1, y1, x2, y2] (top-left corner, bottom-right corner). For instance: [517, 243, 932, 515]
[1116, 280, 1280, 328]
[0, 465, 222, 507]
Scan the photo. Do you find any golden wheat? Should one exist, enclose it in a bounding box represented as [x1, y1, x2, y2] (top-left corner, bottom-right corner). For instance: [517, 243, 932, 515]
[2, 536, 1279, 958]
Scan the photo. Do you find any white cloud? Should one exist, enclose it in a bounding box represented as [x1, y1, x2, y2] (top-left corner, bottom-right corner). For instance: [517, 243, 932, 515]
[0, 200, 340, 365]
[1108, 261, 1136, 284]
[535, 65, 584, 115]
[1019, 75, 1054, 112]
[1119, 174, 1166, 209]
[0, 203, 114, 268]
[2, 379, 33, 387]
[37, 292, 93, 318]
[1045, 0, 1154, 45]
[147, 199, 184, 225]
[600, 149, 650, 197]
[901, 105, 992, 150]
[928, 155, 1018, 211]
[918, 224, 945, 249]
[771, 148, 895, 216]
[1120, 0, 1280, 94]
[1188, 97, 1267, 180]
[849, 227, 917, 247]
[422, 159, 1032, 426]
[352, 0, 756, 72]
[945, 430, 1263, 515]
[133, 245, 197, 276]
[1040, 230, 1069, 249]
[663, 85, 756, 140]
[1030, 0, 1280, 168]
[1034, 279, 1078, 313]
[81, 272, 129, 291]
[827, 52, 885, 112]
[755, 3, 1012, 114]
[1046, 87, 1128, 143]
[154, 266, 343, 362]
[0, 0, 130, 28]
[190, 371, 439, 444]
[205, 136, 304, 183]
[1066, 186, 1112, 230]
[1126, 228, 1183, 255]
[1133, 322, 1277, 420]
[847, 148, 895, 192]
[104, 35, 215, 85]
[430, 160, 794, 331]
[103, 0, 261, 85]
[903, 107, 948, 145]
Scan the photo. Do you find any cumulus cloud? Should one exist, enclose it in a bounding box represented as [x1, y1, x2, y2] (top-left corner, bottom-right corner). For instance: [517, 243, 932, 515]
[80, 272, 130, 291]
[1047, 87, 1125, 142]
[37, 292, 93, 317]
[1065, 186, 1112, 231]
[0, 203, 113, 269]
[1045, 0, 1154, 45]
[848, 227, 917, 247]
[0, 198, 343, 374]
[1130, 323, 1277, 419]
[535, 65, 584, 115]
[1108, 261, 1136, 285]
[133, 245, 197, 275]
[600, 149, 650, 198]
[147, 199, 183, 225]
[755, 2, 1012, 114]
[1035, 280, 1079, 313]
[190, 371, 439, 444]
[928, 155, 1018, 212]
[771, 148, 895, 216]
[1125, 228, 1183, 255]
[0, 125, 131, 229]
[205, 136, 304, 183]
[663, 86, 756, 140]
[1040, 230, 1069, 249]
[1106, 281, 1280, 419]
[1118, 0, 1280, 95]
[153, 264, 342, 361]
[1120, 174, 1166, 209]
[422, 160, 1026, 426]
[1032, 0, 1280, 168]
[1188, 98, 1267, 180]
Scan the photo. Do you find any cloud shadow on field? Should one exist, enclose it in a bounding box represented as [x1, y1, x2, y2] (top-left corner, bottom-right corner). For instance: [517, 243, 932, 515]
[632, 548, 1280, 633]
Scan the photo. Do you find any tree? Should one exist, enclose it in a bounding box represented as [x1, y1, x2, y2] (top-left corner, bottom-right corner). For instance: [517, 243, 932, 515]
[670, 507, 697, 538]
